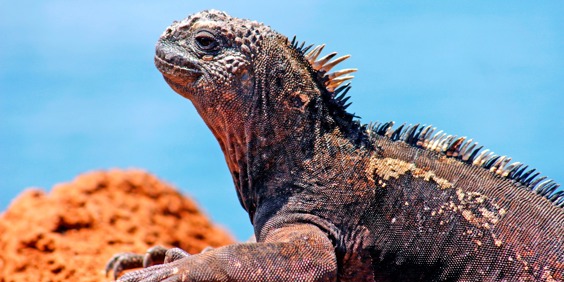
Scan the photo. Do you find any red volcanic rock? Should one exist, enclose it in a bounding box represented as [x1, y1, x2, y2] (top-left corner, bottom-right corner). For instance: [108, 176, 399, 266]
[0, 170, 234, 282]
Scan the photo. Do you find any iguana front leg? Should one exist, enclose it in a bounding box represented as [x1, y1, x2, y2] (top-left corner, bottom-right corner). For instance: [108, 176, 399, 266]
[110, 224, 337, 282]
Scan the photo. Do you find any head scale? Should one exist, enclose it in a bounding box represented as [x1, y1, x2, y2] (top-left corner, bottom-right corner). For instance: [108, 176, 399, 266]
[155, 10, 357, 128]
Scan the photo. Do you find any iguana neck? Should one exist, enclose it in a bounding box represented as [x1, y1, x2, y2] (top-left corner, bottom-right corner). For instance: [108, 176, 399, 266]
[199, 86, 347, 222]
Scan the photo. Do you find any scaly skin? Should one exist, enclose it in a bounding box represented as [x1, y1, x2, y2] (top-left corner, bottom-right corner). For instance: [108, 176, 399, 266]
[106, 10, 564, 281]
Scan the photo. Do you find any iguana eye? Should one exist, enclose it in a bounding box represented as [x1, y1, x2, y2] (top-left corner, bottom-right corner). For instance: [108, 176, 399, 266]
[194, 30, 218, 51]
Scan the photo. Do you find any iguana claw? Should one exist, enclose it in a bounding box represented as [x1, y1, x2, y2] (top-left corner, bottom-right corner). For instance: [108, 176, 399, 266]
[106, 246, 190, 280]
[105, 252, 144, 280]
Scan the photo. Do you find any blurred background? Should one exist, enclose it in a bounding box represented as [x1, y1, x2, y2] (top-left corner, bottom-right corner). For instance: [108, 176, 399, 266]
[1, 1, 562, 241]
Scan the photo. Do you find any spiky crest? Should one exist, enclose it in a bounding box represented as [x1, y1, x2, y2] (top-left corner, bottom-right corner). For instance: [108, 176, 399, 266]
[290, 37, 358, 125]
[366, 122, 564, 208]
[289, 37, 562, 208]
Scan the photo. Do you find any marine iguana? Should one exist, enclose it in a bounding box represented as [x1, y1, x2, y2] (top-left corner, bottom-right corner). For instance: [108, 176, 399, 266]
[106, 10, 564, 281]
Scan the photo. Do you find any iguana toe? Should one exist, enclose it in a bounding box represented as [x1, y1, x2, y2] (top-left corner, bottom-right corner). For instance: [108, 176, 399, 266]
[142, 246, 168, 267]
[163, 247, 190, 263]
[105, 252, 144, 280]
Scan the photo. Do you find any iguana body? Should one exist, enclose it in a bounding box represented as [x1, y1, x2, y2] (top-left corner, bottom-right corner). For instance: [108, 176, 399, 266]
[107, 10, 564, 281]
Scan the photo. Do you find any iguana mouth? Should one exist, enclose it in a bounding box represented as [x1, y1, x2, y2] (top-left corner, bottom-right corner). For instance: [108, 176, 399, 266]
[154, 41, 202, 81]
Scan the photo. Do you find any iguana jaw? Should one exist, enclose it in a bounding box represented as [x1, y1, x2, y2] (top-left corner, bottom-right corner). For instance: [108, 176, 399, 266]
[154, 40, 202, 91]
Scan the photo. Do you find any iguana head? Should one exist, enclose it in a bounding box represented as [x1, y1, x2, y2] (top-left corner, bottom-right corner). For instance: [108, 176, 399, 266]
[155, 10, 267, 112]
[155, 9, 356, 132]
[155, 10, 360, 212]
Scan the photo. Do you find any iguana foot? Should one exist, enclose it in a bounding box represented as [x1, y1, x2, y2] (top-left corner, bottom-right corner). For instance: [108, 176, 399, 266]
[106, 246, 190, 280]
[115, 258, 190, 282]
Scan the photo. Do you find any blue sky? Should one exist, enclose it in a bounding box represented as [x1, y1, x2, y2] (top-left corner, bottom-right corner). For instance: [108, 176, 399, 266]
[1, 1, 562, 240]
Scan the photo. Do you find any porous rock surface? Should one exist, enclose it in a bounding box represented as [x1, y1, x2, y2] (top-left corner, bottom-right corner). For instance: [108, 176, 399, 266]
[0, 170, 234, 282]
